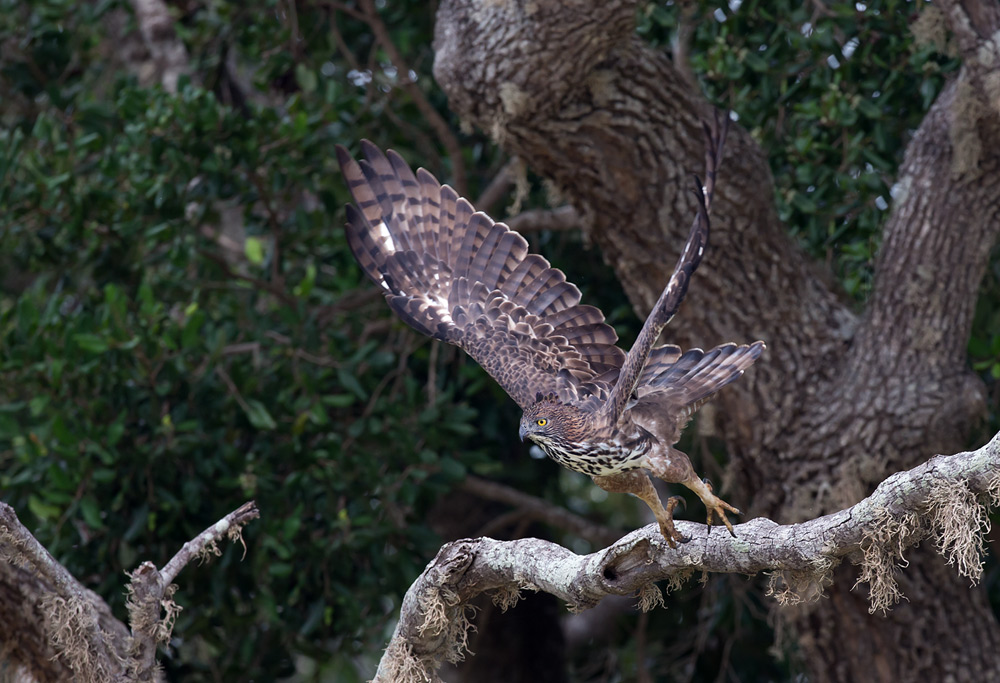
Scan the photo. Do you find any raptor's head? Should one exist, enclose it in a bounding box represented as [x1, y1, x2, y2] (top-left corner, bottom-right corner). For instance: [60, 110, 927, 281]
[519, 395, 577, 445]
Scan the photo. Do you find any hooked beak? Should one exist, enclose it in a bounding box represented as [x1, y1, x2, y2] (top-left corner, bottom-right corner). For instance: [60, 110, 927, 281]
[519, 423, 528, 443]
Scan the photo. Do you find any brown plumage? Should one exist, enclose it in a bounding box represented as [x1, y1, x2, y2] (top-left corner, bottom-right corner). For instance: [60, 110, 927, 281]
[337, 120, 764, 547]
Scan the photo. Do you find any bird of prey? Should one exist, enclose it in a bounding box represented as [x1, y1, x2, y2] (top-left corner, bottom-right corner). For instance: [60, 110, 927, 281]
[336, 125, 764, 547]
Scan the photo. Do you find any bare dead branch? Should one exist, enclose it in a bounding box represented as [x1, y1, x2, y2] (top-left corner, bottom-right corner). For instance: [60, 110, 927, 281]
[474, 158, 520, 214]
[127, 0, 191, 93]
[358, 0, 468, 196]
[162, 501, 259, 584]
[127, 501, 260, 677]
[374, 430, 1000, 682]
[0, 499, 260, 681]
[505, 205, 581, 233]
[461, 475, 620, 546]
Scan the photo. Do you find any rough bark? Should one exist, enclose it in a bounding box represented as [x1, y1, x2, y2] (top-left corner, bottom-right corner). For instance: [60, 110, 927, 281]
[0, 500, 258, 682]
[0, 503, 131, 682]
[431, 0, 1000, 680]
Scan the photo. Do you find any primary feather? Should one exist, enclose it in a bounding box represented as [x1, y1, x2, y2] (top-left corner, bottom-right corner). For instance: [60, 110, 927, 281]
[337, 143, 625, 410]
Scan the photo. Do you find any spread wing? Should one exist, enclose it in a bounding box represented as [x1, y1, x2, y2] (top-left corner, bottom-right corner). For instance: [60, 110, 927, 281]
[631, 341, 765, 417]
[599, 115, 728, 423]
[337, 140, 625, 411]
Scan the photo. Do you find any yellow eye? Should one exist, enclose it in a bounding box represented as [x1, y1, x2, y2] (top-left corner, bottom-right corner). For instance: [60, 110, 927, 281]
[536, 418, 547, 427]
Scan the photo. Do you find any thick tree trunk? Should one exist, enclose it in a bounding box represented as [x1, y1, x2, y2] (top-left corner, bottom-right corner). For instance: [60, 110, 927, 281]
[432, 0, 1000, 680]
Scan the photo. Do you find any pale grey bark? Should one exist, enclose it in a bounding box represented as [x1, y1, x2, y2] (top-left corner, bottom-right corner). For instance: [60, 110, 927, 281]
[127, 0, 190, 93]
[0, 501, 258, 683]
[374, 430, 1000, 682]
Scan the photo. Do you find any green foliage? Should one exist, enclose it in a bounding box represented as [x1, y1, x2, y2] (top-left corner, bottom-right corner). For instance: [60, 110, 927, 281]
[640, 0, 959, 302]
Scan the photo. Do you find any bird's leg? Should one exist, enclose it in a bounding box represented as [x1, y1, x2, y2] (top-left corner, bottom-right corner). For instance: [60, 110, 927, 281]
[680, 475, 741, 538]
[592, 471, 687, 548]
[645, 447, 741, 539]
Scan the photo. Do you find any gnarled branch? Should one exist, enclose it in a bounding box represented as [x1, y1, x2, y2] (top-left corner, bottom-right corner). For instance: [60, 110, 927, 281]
[0, 500, 259, 682]
[374, 429, 1000, 682]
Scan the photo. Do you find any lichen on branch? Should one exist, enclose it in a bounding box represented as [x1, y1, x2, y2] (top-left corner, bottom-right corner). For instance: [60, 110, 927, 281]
[374, 430, 1000, 682]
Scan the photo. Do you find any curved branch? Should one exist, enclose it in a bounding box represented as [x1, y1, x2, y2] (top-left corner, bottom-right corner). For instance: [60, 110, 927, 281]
[374, 430, 1000, 682]
[127, 501, 259, 674]
[853, 77, 1000, 373]
[360, 0, 468, 196]
[936, 0, 1000, 118]
[474, 158, 521, 213]
[847, 1, 1000, 382]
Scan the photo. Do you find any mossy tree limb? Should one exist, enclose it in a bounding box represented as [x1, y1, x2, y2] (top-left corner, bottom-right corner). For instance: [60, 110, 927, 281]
[375, 429, 1000, 682]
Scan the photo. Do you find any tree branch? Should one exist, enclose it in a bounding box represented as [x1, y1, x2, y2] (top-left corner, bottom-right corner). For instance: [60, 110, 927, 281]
[0, 500, 259, 682]
[474, 157, 520, 214]
[127, 501, 260, 674]
[360, 0, 468, 196]
[461, 475, 619, 546]
[846, 1, 1000, 381]
[200, 249, 298, 307]
[935, 0, 1000, 118]
[505, 205, 580, 233]
[0, 502, 130, 681]
[374, 430, 1000, 682]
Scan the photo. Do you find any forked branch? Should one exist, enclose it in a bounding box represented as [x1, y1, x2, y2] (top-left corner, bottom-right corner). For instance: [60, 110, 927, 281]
[0, 500, 259, 682]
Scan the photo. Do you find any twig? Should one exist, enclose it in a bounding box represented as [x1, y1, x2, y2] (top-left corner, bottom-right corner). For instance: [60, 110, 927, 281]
[160, 501, 259, 584]
[329, 11, 363, 72]
[326, 0, 366, 22]
[462, 475, 620, 546]
[505, 205, 580, 234]
[127, 501, 260, 676]
[201, 249, 298, 307]
[316, 288, 384, 319]
[247, 173, 286, 291]
[285, 0, 301, 60]
[475, 158, 520, 214]
[215, 364, 253, 417]
[426, 339, 439, 407]
[358, 0, 468, 196]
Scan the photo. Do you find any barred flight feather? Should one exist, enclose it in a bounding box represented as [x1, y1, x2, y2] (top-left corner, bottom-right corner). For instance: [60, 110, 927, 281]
[338, 142, 627, 410]
[339, 139, 763, 426]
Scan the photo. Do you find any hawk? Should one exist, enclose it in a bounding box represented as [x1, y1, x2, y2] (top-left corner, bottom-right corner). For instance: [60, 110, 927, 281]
[336, 125, 764, 547]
